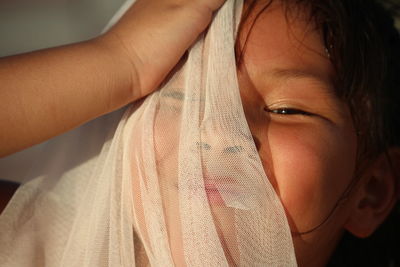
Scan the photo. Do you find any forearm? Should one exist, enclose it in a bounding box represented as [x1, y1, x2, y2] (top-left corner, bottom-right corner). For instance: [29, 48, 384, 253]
[0, 39, 135, 157]
[0, 0, 227, 157]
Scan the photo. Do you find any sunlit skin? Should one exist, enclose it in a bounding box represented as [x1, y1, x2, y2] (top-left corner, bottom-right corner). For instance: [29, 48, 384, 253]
[237, 1, 359, 266]
[131, 1, 397, 265]
[1, 1, 398, 266]
[132, 2, 395, 266]
[145, 3, 361, 264]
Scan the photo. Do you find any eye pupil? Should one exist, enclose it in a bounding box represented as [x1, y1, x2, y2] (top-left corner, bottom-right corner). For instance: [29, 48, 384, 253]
[264, 107, 312, 116]
[278, 109, 295, 114]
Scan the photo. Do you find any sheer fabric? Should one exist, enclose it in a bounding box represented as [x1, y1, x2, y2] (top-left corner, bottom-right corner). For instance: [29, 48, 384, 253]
[0, 0, 297, 265]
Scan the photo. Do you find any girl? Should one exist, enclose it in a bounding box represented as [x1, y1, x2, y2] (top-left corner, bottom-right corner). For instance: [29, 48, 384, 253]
[235, 0, 400, 265]
[0, 0, 399, 266]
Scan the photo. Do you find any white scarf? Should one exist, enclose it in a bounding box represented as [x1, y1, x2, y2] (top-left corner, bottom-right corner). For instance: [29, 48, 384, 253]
[0, 1, 296, 265]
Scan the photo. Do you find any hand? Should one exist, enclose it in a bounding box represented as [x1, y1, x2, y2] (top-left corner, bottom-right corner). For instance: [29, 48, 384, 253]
[0, 0, 226, 156]
[97, 0, 227, 100]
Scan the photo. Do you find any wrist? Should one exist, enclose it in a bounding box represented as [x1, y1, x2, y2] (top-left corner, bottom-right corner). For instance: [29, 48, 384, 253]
[91, 35, 141, 107]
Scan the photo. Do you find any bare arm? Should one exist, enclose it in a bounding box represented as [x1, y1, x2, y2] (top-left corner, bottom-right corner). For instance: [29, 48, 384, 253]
[0, 40, 134, 157]
[0, 0, 225, 157]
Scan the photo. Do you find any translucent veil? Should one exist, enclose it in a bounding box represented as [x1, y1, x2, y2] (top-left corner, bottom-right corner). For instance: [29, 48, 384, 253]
[0, 0, 297, 266]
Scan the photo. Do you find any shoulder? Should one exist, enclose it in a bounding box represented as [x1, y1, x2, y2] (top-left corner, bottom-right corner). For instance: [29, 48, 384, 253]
[0, 180, 19, 214]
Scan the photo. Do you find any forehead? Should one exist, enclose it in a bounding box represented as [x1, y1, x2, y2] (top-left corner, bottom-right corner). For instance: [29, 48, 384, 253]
[238, 1, 334, 86]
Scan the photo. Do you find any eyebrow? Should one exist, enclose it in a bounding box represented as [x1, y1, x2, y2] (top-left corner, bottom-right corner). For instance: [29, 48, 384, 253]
[161, 90, 185, 100]
[272, 67, 332, 83]
[270, 68, 335, 93]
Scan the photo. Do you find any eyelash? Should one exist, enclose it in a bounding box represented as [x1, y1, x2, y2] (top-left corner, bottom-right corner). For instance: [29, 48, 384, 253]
[264, 107, 314, 116]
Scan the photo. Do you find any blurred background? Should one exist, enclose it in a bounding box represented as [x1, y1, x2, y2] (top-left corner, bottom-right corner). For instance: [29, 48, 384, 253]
[0, 0, 125, 57]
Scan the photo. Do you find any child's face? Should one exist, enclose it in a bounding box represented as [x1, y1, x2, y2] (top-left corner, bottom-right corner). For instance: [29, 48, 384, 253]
[237, 1, 358, 266]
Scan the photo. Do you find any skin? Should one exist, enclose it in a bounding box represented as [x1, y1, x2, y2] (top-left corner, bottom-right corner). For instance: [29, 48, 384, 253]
[237, 1, 399, 266]
[1, 0, 398, 266]
[128, 2, 362, 265]
[237, 1, 359, 266]
[0, 0, 226, 157]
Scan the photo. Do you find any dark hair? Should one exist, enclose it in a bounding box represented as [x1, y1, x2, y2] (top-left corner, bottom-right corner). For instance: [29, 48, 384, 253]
[236, 0, 400, 265]
[237, 0, 400, 160]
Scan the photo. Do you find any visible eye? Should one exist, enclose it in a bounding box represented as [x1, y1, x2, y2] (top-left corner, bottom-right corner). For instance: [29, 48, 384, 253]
[264, 107, 314, 116]
[196, 142, 211, 150]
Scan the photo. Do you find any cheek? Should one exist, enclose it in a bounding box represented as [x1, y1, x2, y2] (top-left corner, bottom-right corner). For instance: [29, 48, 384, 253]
[258, 122, 357, 231]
